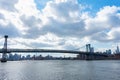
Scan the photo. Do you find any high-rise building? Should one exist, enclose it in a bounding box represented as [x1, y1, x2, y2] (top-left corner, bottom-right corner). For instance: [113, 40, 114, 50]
[106, 49, 112, 54]
[86, 44, 89, 52]
[116, 46, 120, 53]
[90, 47, 94, 53]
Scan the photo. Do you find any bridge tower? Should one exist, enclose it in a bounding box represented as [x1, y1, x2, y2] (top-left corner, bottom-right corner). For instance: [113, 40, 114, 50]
[86, 44, 91, 52]
[1, 35, 8, 62]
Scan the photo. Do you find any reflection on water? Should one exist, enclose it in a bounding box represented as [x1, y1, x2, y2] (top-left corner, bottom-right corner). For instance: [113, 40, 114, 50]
[0, 60, 120, 80]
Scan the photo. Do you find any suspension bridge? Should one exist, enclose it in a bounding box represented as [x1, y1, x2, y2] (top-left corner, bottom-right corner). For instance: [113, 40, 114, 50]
[0, 35, 109, 62]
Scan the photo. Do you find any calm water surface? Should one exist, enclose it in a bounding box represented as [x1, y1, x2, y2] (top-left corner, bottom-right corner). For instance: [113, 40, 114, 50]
[0, 60, 120, 80]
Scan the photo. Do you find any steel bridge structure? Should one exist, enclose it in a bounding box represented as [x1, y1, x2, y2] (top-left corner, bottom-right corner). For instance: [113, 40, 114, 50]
[0, 35, 109, 62]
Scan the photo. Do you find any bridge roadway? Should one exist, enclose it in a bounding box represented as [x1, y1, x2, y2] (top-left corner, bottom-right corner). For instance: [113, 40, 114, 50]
[0, 48, 108, 56]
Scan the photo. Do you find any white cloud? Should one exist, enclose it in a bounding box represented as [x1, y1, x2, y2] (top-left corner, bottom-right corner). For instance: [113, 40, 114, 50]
[108, 28, 120, 41]
[0, 0, 18, 11]
[0, 0, 120, 53]
[16, 0, 87, 39]
[42, 0, 83, 22]
[86, 6, 120, 42]
[15, 0, 40, 16]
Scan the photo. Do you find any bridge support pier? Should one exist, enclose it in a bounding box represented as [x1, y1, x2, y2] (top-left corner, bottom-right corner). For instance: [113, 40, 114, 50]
[85, 54, 93, 60]
[1, 35, 8, 62]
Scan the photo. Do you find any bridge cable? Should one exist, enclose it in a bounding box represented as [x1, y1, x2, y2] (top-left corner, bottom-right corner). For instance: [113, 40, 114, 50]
[10, 38, 36, 49]
[72, 45, 86, 51]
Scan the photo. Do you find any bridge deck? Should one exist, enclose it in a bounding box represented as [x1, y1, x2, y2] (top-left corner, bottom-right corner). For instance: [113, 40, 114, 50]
[0, 49, 108, 56]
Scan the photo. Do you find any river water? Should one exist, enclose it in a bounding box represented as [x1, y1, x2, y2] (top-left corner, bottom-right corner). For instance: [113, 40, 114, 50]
[0, 60, 120, 80]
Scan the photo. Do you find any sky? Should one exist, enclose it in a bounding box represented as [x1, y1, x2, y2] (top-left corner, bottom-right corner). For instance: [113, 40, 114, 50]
[0, 0, 120, 56]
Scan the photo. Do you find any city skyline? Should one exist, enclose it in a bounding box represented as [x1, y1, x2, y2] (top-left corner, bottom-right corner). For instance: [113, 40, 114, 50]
[0, 0, 120, 56]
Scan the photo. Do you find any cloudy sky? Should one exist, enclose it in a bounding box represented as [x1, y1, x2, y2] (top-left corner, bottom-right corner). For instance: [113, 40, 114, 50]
[0, 0, 120, 54]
